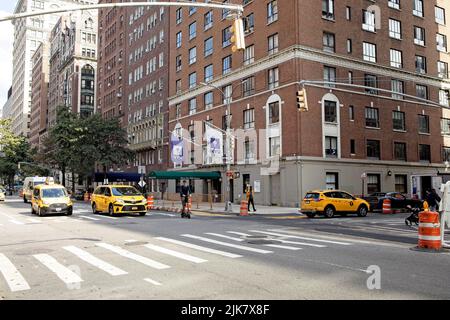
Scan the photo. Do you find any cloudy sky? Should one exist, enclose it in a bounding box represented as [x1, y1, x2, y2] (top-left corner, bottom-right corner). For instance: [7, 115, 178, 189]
[0, 2, 16, 111]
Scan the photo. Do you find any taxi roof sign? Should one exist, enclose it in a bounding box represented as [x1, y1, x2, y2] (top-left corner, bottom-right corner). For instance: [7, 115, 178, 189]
[45, 177, 55, 185]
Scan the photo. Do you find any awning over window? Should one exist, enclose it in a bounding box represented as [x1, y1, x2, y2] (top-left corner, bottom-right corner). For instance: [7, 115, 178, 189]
[149, 171, 221, 180]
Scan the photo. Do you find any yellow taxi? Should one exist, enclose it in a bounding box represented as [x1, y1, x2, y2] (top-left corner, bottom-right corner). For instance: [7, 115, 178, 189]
[31, 178, 73, 216]
[91, 185, 147, 216]
[301, 190, 370, 218]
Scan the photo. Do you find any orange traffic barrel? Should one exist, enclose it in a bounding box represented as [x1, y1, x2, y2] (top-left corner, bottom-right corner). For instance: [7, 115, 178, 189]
[147, 195, 154, 210]
[418, 210, 442, 250]
[240, 200, 249, 216]
[19, 189, 23, 198]
[382, 199, 392, 214]
[188, 196, 192, 212]
[84, 192, 89, 202]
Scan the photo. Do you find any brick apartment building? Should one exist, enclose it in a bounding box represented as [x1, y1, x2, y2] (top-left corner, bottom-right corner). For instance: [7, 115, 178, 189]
[97, 1, 169, 190]
[167, 0, 450, 206]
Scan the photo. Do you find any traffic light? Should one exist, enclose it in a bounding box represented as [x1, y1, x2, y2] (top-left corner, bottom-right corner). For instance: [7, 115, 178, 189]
[296, 88, 308, 112]
[230, 18, 245, 52]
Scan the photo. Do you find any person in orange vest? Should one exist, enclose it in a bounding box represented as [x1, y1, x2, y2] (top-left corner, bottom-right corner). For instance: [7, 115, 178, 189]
[246, 185, 256, 212]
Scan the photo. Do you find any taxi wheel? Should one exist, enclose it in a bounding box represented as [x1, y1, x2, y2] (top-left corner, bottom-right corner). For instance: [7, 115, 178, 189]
[306, 213, 316, 219]
[31, 206, 36, 215]
[324, 206, 335, 219]
[357, 205, 368, 217]
[37, 207, 42, 217]
[67, 208, 73, 216]
[108, 204, 114, 216]
[139, 212, 146, 217]
[92, 203, 99, 214]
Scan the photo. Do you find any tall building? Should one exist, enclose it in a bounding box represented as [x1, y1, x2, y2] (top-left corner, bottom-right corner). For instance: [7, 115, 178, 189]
[47, 11, 98, 127]
[11, 0, 97, 138]
[1, 87, 13, 120]
[97, 1, 170, 190]
[30, 43, 50, 150]
[168, 0, 450, 206]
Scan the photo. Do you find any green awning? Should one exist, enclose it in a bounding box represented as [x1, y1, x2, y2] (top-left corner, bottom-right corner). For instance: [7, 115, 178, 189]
[149, 171, 221, 180]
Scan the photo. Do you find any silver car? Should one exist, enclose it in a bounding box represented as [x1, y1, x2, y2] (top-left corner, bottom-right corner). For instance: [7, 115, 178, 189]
[0, 189, 5, 201]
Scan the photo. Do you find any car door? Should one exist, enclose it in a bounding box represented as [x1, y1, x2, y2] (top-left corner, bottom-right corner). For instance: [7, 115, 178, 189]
[103, 187, 112, 210]
[94, 187, 105, 212]
[340, 192, 358, 212]
[32, 188, 40, 212]
[324, 192, 341, 210]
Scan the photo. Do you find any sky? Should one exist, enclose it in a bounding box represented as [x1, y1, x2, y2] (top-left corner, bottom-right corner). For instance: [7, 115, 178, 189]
[0, 2, 15, 113]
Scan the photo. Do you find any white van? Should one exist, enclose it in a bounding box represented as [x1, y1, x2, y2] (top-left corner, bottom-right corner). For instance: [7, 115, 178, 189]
[23, 177, 47, 203]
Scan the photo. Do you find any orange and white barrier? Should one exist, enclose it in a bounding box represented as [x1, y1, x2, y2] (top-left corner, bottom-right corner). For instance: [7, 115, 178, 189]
[418, 210, 442, 250]
[147, 195, 154, 210]
[240, 200, 249, 216]
[188, 196, 192, 212]
[84, 192, 90, 202]
[382, 199, 392, 214]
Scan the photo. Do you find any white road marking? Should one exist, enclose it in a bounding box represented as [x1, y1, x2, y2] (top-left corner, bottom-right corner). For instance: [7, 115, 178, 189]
[144, 244, 207, 264]
[96, 243, 170, 270]
[98, 215, 118, 220]
[206, 233, 244, 242]
[155, 237, 242, 259]
[152, 212, 177, 217]
[63, 246, 128, 276]
[79, 216, 100, 221]
[271, 239, 326, 248]
[125, 240, 138, 243]
[182, 235, 273, 254]
[0, 253, 31, 292]
[9, 220, 25, 225]
[33, 254, 83, 285]
[249, 230, 352, 246]
[265, 244, 302, 251]
[27, 218, 41, 223]
[227, 231, 251, 237]
[144, 278, 162, 286]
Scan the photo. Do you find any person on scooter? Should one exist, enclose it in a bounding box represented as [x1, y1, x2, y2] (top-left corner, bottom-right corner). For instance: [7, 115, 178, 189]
[180, 180, 191, 218]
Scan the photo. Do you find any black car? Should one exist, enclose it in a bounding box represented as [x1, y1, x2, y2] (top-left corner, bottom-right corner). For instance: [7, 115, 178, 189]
[375, 192, 423, 211]
[363, 192, 387, 211]
[73, 190, 86, 201]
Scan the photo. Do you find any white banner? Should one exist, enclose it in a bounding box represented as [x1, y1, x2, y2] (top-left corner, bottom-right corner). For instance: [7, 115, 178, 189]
[205, 124, 223, 165]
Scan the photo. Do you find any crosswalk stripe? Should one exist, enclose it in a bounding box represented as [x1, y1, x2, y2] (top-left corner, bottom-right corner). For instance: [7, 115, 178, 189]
[155, 237, 242, 259]
[27, 218, 41, 223]
[271, 239, 326, 248]
[206, 233, 244, 242]
[0, 253, 30, 292]
[144, 244, 207, 264]
[249, 230, 352, 246]
[96, 243, 170, 270]
[33, 254, 83, 285]
[9, 220, 24, 225]
[182, 235, 273, 254]
[63, 246, 128, 276]
[265, 244, 302, 251]
[80, 216, 100, 221]
[144, 278, 162, 286]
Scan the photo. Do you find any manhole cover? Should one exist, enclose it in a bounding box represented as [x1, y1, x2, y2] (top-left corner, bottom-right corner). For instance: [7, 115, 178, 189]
[247, 239, 276, 245]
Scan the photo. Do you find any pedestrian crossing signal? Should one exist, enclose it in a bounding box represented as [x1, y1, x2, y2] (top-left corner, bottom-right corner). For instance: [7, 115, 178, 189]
[297, 89, 308, 112]
[230, 18, 245, 52]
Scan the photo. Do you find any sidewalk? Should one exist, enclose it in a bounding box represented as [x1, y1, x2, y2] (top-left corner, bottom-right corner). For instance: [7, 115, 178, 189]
[153, 200, 301, 215]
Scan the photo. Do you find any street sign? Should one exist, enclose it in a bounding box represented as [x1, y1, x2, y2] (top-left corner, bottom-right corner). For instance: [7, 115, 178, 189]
[138, 166, 146, 175]
[226, 171, 234, 177]
[138, 180, 146, 188]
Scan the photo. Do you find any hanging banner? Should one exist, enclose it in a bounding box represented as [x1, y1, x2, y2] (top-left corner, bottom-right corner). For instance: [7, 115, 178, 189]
[205, 124, 223, 165]
[171, 125, 184, 165]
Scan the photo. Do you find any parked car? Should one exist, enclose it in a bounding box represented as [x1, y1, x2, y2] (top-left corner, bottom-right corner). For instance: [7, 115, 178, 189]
[373, 192, 423, 211]
[301, 190, 370, 218]
[73, 190, 86, 201]
[0, 188, 5, 201]
[363, 192, 387, 211]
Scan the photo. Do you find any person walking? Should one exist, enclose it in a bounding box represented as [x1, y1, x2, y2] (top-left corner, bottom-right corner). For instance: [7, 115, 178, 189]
[246, 185, 256, 212]
[425, 189, 441, 212]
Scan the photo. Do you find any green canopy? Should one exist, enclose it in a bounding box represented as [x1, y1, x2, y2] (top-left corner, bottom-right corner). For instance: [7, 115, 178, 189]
[149, 171, 221, 180]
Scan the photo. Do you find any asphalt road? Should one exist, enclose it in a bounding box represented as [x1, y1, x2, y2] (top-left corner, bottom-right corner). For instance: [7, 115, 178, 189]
[0, 198, 449, 300]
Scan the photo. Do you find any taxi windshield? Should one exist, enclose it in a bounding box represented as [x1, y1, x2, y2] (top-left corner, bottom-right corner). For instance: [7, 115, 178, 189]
[42, 188, 67, 198]
[112, 187, 141, 196]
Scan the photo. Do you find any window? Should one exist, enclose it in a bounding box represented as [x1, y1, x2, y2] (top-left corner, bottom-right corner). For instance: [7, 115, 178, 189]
[188, 98, 197, 115]
[390, 49, 403, 68]
[323, 32, 335, 53]
[367, 174, 381, 194]
[349, 106, 354, 121]
[324, 101, 337, 123]
[364, 74, 378, 95]
[267, 1, 278, 24]
[244, 138, 255, 160]
[269, 137, 281, 157]
[222, 55, 232, 74]
[268, 33, 279, 54]
[391, 79, 404, 100]
[322, 0, 335, 20]
[436, 6, 446, 25]
[415, 56, 427, 74]
[389, 0, 400, 10]
[176, 104, 181, 118]
[269, 101, 279, 124]
[438, 61, 449, 79]
[418, 115, 430, 134]
[243, 45, 254, 65]
[204, 64, 213, 82]
[189, 22, 197, 40]
[204, 11, 213, 30]
[176, 8, 182, 24]
[362, 10, 376, 32]
[222, 27, 231, 47]
[204, 92, 213, 110]
[347, 39, 352, 53]
[204, 37, 213, 57]
[444, 147, 450, 162]
[437, 33, 447, 52]
[176, 31, 182, 48]
[175, 55, 182, 72]
[222, 85, 232, 104]
[323, 66, 336, 87]
[395, 175, 407, 193]
[441, 118, 450, 135]
[222, 0, 230, 19]
[244, 108, 255, 129]
[389, 19, 402, 39]
[176, 79, 181, 93]
[244, 13, 254, 34]
[189, 1, 197, 16]
[243, 77, 255, 96]
[439, 90, 450, 106]
[350, 139, 356, 154]
[346, 6, 351, 20]
[394, 142, 407, 161]
[325, 136, 338, 158]
[363, 42, 376, 62]
[367, 140, 380, 159]
[188, 47, 197, 65]
[392, 111, 406, 131]
[416, 84, 428, 100]
[419, 144, 431, 162]
[326, 173, 339, 190]
[414, 26, 425, 46]
[268, 67, 279, 89]
[365, 107, 379, 128]
[413, 0, 424, 17]
[188, 72, 197, 89]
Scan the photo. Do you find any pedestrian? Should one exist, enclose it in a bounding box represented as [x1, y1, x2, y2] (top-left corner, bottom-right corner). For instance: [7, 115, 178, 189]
[246, 185, 256, 212]
[425, 189, 441, 212]
[180, 180, 191, 217]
